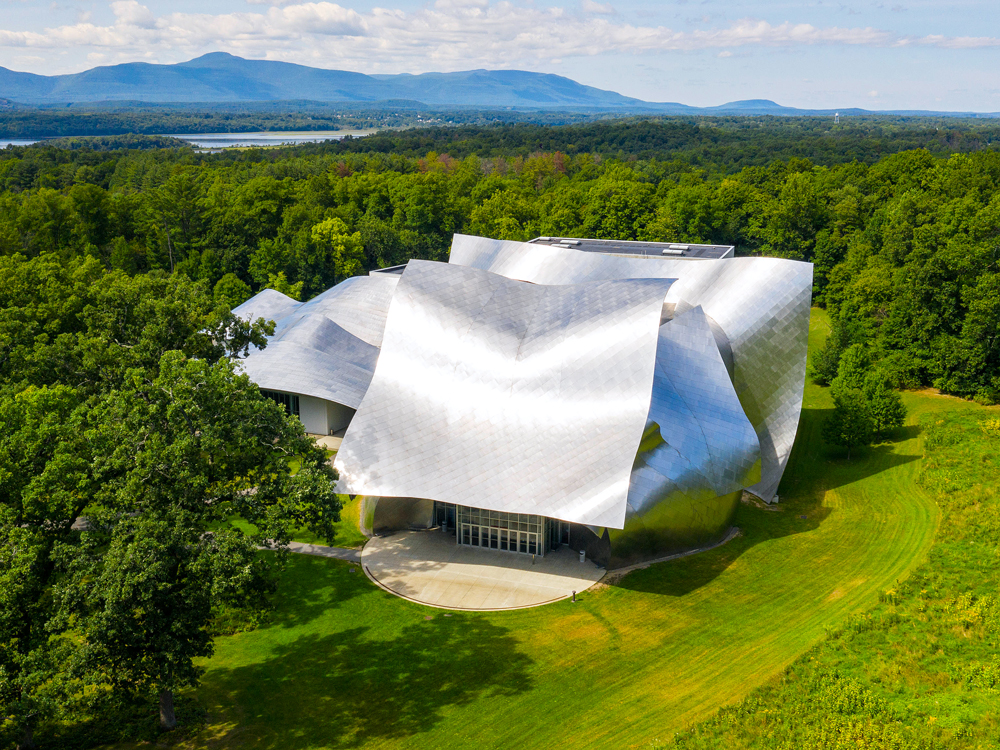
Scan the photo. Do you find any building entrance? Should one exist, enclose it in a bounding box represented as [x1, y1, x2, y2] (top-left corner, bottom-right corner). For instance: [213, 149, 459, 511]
[434, 501, 456, 531]
[460, 524, 539, 554]
[455, 505, 546, 556]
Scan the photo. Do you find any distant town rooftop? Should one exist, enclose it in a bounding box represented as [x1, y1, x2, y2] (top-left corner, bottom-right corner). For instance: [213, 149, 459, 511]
[528, 237, 735, 259]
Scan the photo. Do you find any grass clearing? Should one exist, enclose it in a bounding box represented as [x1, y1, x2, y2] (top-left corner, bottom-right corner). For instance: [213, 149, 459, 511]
[116, 308, 960, 749]
[671, 390, 1000, 748]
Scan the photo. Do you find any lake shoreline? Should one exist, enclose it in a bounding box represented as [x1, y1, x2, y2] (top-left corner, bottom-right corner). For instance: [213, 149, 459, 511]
[1, 129, 376, 149]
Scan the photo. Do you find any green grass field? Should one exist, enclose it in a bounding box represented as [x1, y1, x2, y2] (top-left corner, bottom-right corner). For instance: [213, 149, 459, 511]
[127, 309, 977, 749]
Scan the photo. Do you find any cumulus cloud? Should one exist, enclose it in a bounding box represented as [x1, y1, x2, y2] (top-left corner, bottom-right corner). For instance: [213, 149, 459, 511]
[0, 2, 996, 73]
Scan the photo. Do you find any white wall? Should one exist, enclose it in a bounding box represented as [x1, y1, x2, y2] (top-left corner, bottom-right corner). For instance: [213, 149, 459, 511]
[327, 401, 355, 433]
[298, 394, 329, 435]
[294, 394, 356, 435]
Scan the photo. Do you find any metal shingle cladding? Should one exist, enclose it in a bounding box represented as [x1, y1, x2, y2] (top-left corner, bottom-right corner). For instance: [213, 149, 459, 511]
[448, 234, 813, 503]
[334, 260, 674, 530]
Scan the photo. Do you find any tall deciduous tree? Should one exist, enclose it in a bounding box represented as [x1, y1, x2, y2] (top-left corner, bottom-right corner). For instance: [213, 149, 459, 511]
[310, 217, 365, 287]
[863, 369, 907, 438]
[68, 352, 340, 729]
[0, 386, 91, 749]
[823, 386, 875, 460]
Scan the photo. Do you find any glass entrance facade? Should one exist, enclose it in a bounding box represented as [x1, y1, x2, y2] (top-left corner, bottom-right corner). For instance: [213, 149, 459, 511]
[433, 502, 574, 557]
[455, 505, 549, 556]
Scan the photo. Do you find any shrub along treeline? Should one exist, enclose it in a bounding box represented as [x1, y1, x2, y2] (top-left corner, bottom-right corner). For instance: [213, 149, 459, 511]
[31, 134, 189, 151]
[1, 134, 999, 402]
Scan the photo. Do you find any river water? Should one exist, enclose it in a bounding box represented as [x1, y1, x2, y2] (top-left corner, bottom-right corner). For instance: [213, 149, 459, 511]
[0, 129, 374, 149]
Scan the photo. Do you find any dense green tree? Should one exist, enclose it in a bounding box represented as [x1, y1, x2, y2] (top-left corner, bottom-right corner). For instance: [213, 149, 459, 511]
[309, 217, 365, 289]
[0, 386, 91, 749]
[264, 270, 303, 300]
[810, 319, 859, 387]
[467, 188, 537, 241]
[823, 387, 875, 459]
[66, 352, 340, 729]
[830, 344, 871, 391]
[0, 254, 271, 395]
[213, 272, 252, 308]
[863, 369, 907, 438]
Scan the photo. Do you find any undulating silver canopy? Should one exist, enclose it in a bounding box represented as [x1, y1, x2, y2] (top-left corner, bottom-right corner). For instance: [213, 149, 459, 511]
[233, 273, 399, 409]
[235, 234, 811, 565]
[613, 306, 762, 564]
[334, 260, 674, 530]
[447, 234, 813, 503]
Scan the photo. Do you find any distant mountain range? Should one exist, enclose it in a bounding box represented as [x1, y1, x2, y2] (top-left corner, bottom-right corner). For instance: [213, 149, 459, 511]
[0, 52, 996, 117]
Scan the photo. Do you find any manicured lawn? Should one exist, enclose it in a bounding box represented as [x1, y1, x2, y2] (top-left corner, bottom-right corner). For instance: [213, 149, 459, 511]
[224, 495, 366, 550]
[291, 495, 368, 549]
[138, 309, 951, 749]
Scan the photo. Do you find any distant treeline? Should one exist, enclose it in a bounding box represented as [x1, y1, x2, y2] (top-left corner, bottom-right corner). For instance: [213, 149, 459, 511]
[0, 104, 599, 138]
[31, 134, 189, 151]
[2, 124, 999, 401]
[310, 117, 1000, 169]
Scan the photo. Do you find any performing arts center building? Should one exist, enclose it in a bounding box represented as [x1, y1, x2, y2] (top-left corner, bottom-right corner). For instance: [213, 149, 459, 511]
[235, 235, 813, 569]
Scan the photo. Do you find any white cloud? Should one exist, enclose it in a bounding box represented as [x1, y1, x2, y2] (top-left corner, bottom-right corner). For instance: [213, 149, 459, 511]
[111, 0, 157, 29]
[582, 0, 614, 14]
[0, 2, 996, 74]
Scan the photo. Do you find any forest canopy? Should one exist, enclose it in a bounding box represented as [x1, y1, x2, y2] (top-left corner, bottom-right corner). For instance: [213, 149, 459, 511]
[2, 118, 1000, 402]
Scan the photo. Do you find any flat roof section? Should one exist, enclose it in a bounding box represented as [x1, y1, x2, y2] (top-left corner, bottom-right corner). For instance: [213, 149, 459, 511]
[528, 237, 735, 259]
[361, 531, 604, 610]
[370, 264, 407, 275]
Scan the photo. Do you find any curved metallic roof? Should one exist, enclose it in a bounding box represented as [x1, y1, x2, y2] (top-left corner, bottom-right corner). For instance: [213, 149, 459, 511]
[448, 233, 812, 502]
[235, 235, 810, 520]
[286, 273, 399, 348]
[232, 273, 399, 408]
[238, 316, 378, 409]
[334, 260, 674, 529]
[232, 287, 301, 324]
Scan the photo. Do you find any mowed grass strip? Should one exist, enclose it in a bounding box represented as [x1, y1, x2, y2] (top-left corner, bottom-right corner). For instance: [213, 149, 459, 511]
[142, 308, 942, 750]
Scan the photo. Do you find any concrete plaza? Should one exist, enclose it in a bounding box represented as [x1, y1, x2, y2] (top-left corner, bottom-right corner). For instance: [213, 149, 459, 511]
[361, 530, 605, 610]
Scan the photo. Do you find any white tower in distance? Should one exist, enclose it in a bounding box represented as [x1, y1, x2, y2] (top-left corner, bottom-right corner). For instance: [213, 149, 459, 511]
[835, 112, 840, 124]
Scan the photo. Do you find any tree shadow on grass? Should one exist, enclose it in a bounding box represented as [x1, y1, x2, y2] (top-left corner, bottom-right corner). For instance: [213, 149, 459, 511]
[268, 554, 369, 630]
[201, 615, 534, 749]
[612, 408, 922, 598]
[778, 408, 922, 495]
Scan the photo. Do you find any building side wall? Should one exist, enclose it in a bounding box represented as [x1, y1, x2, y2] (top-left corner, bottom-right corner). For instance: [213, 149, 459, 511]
[372, 497, 435, 532]
[299, 394, 329, 435]
[568, 525, 611, 568]
[327, 401, 355, 433]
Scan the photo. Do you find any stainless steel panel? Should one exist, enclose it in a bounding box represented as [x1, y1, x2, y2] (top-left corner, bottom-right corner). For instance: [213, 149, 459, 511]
[232, 273, 399, 409]
[448, 234, 812, 503]
[284, 273, 399, 348]
[613, 307, 761, 565]
[232, 287, 301, 324]
[335, 259, 674, 530]
[236, 316, 378, 409]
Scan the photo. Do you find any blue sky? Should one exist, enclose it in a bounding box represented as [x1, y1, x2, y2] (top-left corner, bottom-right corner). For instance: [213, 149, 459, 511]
[1, 0, 997, 110]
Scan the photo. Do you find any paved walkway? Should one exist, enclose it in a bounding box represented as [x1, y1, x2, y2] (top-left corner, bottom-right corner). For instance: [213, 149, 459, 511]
[287, 541, 361, 562]
[310, 434, 343, 452]
[360, 530, 604, 611]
